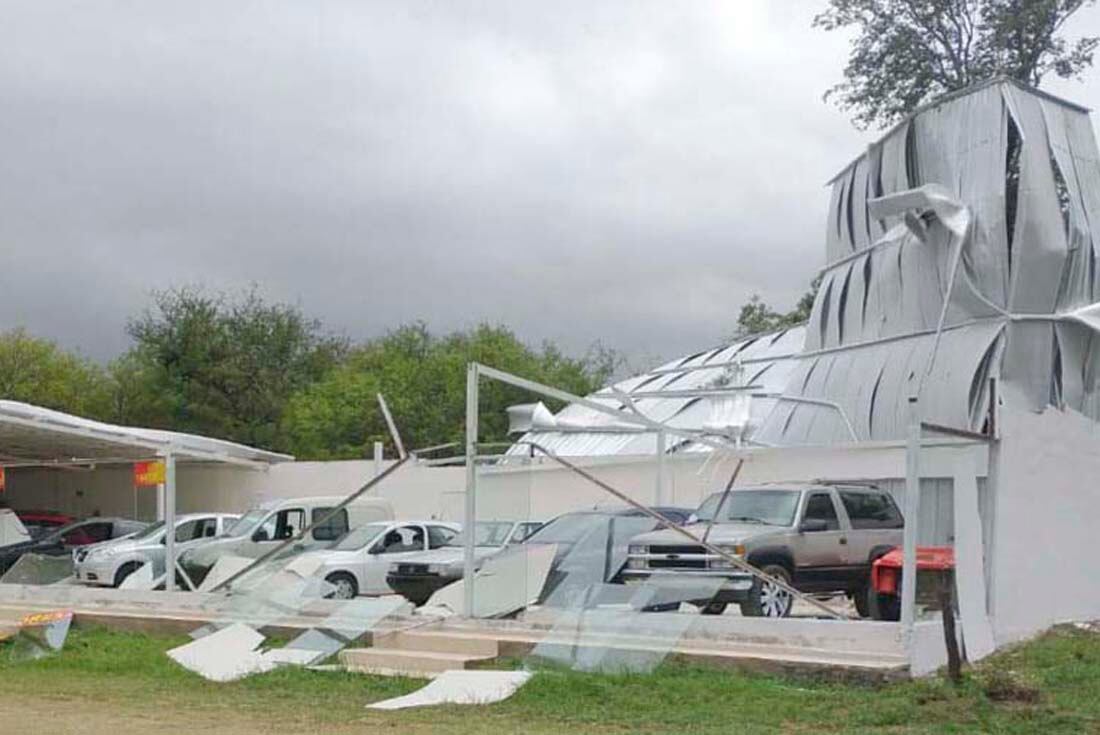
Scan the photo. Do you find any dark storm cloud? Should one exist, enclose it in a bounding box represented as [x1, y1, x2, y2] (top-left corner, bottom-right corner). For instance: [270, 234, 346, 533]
[3, 1, 1099, 367]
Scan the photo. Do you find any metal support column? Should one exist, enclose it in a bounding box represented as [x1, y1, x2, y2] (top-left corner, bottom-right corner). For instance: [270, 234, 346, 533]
[163, 452, 177, 592]
[901, 396, 921, 635]
[655, 430, 666, 506]
[373, 441, 384, 477]
[156, 483, 165, 521]
[463, 363, 479, 618]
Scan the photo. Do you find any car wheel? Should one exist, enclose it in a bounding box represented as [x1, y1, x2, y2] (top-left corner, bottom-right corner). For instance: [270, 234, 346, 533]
[324, 572, 358, 600]
[114, 561, 142, 588]
[739, 564, 794, 618]
[854, 581, 872, 618]
[700, 601, 728, 616]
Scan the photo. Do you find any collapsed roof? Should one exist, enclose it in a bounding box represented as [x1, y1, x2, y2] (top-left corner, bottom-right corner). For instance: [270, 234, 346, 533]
[513, 78, 1100, 455]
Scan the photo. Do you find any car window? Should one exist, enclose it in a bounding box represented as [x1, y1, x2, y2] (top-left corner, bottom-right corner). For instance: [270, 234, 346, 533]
[372, 524, 425, 554]
[510, 522, 541, 544]
[173, 519, 201, 542]
[63, 522, 112, 545]
[803, 493, 840, 530]
[254, 509, 305, 542]
[695, 490, 801, 526]
[838, 491, 904, 529]
[311, 507, 349, 542]
[427, 525, 458, 548]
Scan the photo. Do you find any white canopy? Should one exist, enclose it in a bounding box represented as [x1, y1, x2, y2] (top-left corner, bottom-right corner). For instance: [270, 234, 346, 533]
[0, 400, 292, 467]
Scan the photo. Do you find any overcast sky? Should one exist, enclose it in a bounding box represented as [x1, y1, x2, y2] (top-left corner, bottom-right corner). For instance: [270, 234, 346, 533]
[4, 2, 1100, 370]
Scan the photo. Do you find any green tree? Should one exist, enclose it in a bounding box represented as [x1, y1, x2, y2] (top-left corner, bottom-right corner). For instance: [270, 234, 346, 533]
[0, 329, 113, 418]
[815, 0, 1099, 128]
[732, 277, 821, 339]
[124, 286, 346, 450]
[281, 322, 619, 460]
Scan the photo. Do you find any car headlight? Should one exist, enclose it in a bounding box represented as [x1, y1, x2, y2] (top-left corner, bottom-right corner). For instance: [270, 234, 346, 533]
[709, 544, 746, 569]
[628, 545, 646, 555]
[626, 558, 646, 570]
[427, 564, 448, 574]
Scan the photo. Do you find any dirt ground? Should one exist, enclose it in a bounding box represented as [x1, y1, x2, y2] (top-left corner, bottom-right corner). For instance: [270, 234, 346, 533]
[0, 693, 468, 735]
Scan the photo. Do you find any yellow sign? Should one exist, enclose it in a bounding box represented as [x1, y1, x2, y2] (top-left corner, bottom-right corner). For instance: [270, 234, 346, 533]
[133, 460, 166, 487]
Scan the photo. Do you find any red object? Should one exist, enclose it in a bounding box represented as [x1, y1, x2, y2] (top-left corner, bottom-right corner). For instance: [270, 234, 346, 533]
[871, 546, 955, 595]
[133, 460, 165, 487]
[16, 510, 77, 533]
[0, 466, 5, 493]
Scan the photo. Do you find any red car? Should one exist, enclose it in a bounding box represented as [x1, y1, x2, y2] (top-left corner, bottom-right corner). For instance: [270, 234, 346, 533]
[869, 546, 955, 620]
[16, 511, 77, 540]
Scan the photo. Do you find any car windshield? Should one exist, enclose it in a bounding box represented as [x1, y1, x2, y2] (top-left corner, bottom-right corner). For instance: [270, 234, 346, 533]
[524, 513, 619, 545]
[444, 522, 514, 548]
[225, 508, 270, 538]
[694, 489, 801, 526]
[130, 521, 166, 541]
[332, 522, 389, 551]
[42, 520, 87, 545]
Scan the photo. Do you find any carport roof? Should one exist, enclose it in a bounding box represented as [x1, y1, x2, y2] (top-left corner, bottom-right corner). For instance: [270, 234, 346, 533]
[0, 400, 293, 467]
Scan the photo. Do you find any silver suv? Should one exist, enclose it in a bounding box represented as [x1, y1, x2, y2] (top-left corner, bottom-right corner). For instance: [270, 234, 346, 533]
[623, 484, 904, 617]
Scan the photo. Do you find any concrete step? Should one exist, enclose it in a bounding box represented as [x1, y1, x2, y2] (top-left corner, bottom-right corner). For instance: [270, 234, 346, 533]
[373, 629, 499, 658]
[340, 647, 493, 677]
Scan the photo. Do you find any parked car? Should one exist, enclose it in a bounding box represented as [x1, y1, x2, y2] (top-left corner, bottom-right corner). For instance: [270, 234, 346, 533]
[178, 496, 395, 588]
[284, 520, 461, 599]
[15, 510, 76, 540]
[623, 484, 904, 617]
[74, 513, 239, 588]
[513, 506, 692, 604]
[386, 520, 544, 605]
[0, 517, 148, 576]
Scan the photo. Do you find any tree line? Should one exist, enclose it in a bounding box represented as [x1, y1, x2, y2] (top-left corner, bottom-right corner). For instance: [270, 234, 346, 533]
[0, 288, 619, 459]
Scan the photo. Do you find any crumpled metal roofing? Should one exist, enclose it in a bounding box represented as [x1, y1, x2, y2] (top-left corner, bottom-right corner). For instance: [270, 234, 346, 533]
[511, 78, 1100, 456]
[506, 327, 805, 457]
[759, 78, 1100, 445]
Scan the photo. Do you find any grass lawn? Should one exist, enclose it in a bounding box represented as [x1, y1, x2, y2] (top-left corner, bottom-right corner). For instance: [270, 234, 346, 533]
[2, 624, 1100, 734]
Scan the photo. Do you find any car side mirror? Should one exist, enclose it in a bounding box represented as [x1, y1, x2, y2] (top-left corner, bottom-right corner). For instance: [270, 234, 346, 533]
[252, 529, 270, 543]
[800, 518, 829, 533]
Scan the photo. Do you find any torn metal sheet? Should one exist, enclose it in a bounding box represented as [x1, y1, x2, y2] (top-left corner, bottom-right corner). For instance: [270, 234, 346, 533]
[367, 670, 532, 710]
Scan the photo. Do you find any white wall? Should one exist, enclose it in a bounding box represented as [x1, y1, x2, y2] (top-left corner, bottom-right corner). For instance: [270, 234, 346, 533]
[1, 460, 465, 522]
[990, 405, 1100, 644]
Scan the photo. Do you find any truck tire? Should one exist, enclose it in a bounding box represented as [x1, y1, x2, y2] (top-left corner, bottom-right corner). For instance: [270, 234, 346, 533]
[854, 580, 872, 618]
[739, 564, 793, 618]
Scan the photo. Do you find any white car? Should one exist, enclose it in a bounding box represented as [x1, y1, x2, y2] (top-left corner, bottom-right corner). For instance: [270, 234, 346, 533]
[179, 496, 395, 588]
[285, 520, 461, 599]
[74, 513, 239, 588]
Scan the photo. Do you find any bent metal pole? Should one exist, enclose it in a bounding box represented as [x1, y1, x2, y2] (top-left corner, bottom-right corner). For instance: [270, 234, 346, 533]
[521, 441, 848, 621]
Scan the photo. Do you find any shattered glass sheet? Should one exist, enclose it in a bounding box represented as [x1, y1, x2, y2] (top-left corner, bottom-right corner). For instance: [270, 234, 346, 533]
[527, 578, 725, 674]
[4, 609, 73, 661]
[0, 554, 75, 586]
